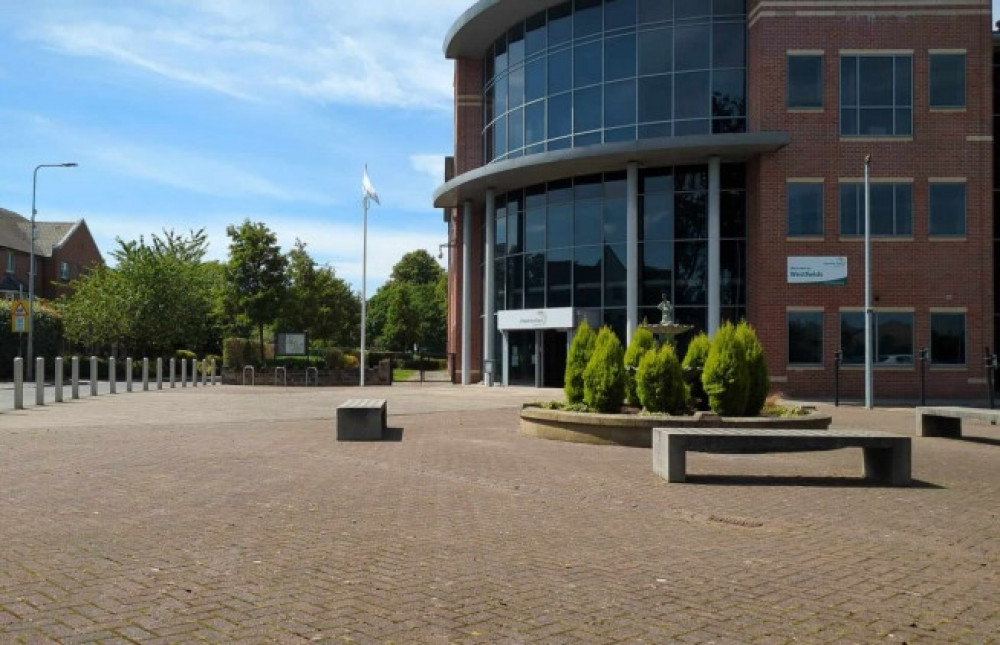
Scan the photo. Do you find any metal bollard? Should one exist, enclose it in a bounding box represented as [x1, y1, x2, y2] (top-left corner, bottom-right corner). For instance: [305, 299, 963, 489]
[181, 359, 187, 388]
[170, 358, 176, 388]
[126, 357, 133, 392]
[14, 358, 24, 410]
[143, 358, 149, 391]
[72, 356, 80, 400]
[55, 357, 64, 403]
[192, 359, 198, 388]
[36, 357, 45, 406]
[109, 357, 117, 394]
[211, 359, 217, 385]
[157, 357, 163, 390]
[90, 356, 98, 396]
[833, 348, 842, 407]
[919, 348, 928, 406]
[201, 360, 208, 386]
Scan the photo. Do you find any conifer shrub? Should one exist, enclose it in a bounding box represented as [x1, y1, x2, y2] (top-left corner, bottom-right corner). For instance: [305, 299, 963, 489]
[682, 332, 711, 369]
[564, 320, 596, 404]
[736, 321, 770, 416]
[636, 343, 689, 415]
[701, 321, 749, 416]
[682, 332, 712, 410]
[582, 326, 626, 413]
[623, 326, 657, 405]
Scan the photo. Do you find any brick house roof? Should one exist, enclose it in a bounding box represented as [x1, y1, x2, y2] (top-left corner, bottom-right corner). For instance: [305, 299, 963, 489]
[0, 207, 83, 257]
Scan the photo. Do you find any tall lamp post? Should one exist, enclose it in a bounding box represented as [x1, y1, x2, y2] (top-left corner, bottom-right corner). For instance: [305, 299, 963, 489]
[863, 154, 873, 409]
[27, 162, 78, 381]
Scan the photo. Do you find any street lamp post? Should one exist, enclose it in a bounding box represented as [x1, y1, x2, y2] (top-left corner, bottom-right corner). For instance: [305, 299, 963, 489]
[863, 154, 873, 409]
[27, 162, 77, 381]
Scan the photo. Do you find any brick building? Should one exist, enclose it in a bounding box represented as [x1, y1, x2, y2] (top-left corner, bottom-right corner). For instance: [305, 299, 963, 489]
[433, 0, 993, 400]
[0, 207, 103, 302]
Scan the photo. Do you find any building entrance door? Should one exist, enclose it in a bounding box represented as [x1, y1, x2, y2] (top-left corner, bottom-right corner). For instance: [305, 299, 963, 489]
[542, 330, 567, 388]
[508, 331, 537, 386]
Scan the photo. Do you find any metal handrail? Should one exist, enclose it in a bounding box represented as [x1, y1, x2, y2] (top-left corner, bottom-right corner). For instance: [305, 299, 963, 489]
[305, 366, 319, 386]
[275, 366, 287, 386]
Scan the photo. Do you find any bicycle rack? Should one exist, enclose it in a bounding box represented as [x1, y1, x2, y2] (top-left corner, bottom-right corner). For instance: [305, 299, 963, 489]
[305, 366, 319, 386]
[242, 365, 255, 386]
[275, 366, 287, 386]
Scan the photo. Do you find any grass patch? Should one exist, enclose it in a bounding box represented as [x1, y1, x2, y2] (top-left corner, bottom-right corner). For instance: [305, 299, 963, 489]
[393, 369, 417, 382]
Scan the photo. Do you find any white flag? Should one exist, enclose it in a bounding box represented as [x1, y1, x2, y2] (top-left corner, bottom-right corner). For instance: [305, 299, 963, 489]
[362, 166, 380, 205]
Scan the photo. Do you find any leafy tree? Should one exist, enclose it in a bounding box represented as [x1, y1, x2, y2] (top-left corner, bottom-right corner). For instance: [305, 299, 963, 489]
[582, 326, 626, 413]
[390, 249, 444, 285]
[701, 322, 749, 416]
[225, 220, 288, 354]
[366, 249, 446, 353]
[736, 321, 770, 416]
[564, 320, 596, 404]
[276, 239, 360, 347]
[623, 326, 656, 405]
[636, 343, 689, 415]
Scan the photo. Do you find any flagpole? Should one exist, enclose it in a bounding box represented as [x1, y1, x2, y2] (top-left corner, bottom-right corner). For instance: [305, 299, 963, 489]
[361, 193, 368, 387]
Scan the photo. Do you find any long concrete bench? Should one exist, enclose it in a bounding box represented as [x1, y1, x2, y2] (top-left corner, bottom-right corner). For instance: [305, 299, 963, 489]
[652, 428, 911, 486]
[336, 398, 387, 441]
[915, 406, 1000, 438]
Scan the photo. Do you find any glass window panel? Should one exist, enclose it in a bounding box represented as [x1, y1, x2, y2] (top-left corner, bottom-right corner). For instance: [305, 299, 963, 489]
[548, 92, 572, 138]
[575, 0, 603, 38]
[638, 74, 672, 123]
[637, 0, 672, 23]
[642, 168, 672, 193]
[574, 245, 602, 307]
[575, 200, 603, 246]
[788, 312, 823, 365]
[714, 0, 746, 15]
[508, 65, 524, 108]
[605, 79, 637, 127]
[638, 28, 671, 75]
[639, 122, 672, 139]
[524, 252, 546, 308]
[547, 248, 573, 307]
[547, 202, 573, 248]
[674, 241, 707, 305]
[840, 107, 857, 136]
[525, 203, 546, 252]
[674, 25, 710, 71]
[787, 183, 823, 236]
[895, 184, 912, 235]
[840, 312, 866, 365]
[574, 86, 602, 132]
[674, 71, 709, 120]
[858, 57, 893, 104]
[720, 189, 746, 238]
[605, 0, 637, 30]
[930, 53, 965, 108]
[484, 49, 495, 84]
[548, 178, 573, 203]
[495, 209, 507, 257]
[484, 86, 495, 124]
[605, 244, 628, 307]
[606, 172, 627, 198]
[575, 41, 603, 87]
[713, 22, 745, 69]
[876, 312, 913, 364]
[930, 312, 966, 365]
[605, 34, 636, 81]
[548, 3, 573, 46]
[575, 174, 603, 199]
[640, 241, 673, 307]
[787, 55, 823, 108]
[720, 239, 745, 306]
[548, 48, 572, 94]
[840, 57, 857, 106]
[525, 58, 546, 102]
[484, 124, 494, 162]
[494, 259, 506, 309]
[712, 117, 745, 134]
[721, 163, 745, 191]
[506, 255, 524, 310]
[675, 190, 707, 239]
[508, 107, 524, 153]
[508, 24, 524, 67]
[712, 69, 745, 119]
[494, 74, 507, 118]
[526, 11, 547, 56]
[838, 183, 860, 235]
[575, 131, 602, 147]
[494, 35, 508, 74]
[642, 193, 674, 241]
[507, 209, 523, 255]
[859, 107, 893, 136]
[604, 198, 628, 243]
[895, 108, 912, 136]
[524, 101, 545, 147]
[929, 183, 966, 236]
[894, 56, 911, 106]
[675, 0, 710, 19]
[869, 184, 894, 235]
[675, 165, 707, 192]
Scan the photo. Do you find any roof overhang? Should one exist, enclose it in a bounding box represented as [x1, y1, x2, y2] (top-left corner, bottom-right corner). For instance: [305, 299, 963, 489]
[444, 0, 567, 59]
[433, 132, 791, 209]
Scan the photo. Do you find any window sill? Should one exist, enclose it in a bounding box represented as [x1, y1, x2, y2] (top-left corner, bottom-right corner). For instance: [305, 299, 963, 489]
[928, 236, 967, 241]
[929, 366, 967, 371]
[786, 235, 825, 241]
[787, 365, 825, 370]
[838, 236, 914, 242]
[929, 107, 966, 113]
[839, 137, 913, 142]
[787, 107, 824, 113]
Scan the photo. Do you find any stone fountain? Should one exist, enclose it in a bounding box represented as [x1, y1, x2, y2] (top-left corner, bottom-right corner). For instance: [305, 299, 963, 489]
[642, 295, 693, 342]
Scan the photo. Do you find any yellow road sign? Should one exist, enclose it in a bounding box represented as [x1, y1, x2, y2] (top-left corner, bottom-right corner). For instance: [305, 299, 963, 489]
[11, 299, 28, 333]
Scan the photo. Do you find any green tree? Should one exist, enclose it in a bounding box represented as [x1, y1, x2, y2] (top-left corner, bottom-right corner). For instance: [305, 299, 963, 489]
[390, 249, 444, 285]
[682, 332, 712, 369]
[736, 321, 770, 416]
[582, 326, 626, 413]
[636, 343, 689, 415]
[701, 322, 749, 416]
[276, 239, 360, 347]
[225, 220, 289, 354]
[564, 320, 596, 404]
[623, 326, 657, 405]
[366, 249, 446, 353]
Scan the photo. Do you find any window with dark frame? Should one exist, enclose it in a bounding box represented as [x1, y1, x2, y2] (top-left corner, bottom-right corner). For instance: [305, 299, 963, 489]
[5, 251, 13, 274]
[787, 54, 823, 109]
[930, 312, 966, 365]
[840, 54, 912, 137]
[840, 311, 914, 366]
[787, 182, 824, 236]
[839, 182, 912, 236]
[928, 182, 966, 236]
[929, 53, 966, 109]
[788, 311, 823, 365]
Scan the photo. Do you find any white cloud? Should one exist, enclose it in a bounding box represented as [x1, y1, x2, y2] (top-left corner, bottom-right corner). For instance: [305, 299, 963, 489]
[410, 154, 446, 185]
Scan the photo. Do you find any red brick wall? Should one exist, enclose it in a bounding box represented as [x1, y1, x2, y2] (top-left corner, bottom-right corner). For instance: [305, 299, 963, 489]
[46, 221, 103, 300]
[747, 2, 993, 399]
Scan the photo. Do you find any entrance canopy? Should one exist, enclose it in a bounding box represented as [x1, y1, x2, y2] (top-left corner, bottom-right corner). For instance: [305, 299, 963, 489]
[497, 308, 600, 332]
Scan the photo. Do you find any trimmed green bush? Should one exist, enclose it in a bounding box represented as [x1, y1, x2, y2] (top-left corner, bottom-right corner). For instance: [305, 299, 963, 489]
[682, 332, 711, 369]
[636, 343, 689, 415]
[736, 321, 770, 416]
[582, 326, 626, 413]
[564, 320, 596, 404]
[701, 322, 749, 416]
[623, 326, 657, 405]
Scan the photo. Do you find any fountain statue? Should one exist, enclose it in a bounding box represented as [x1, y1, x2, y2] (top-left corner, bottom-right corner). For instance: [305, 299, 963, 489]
[642, 293, 694, 342]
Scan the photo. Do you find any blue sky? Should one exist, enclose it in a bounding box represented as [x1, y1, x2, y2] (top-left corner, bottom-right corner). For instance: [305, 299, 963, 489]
[0, 0, 470, 294]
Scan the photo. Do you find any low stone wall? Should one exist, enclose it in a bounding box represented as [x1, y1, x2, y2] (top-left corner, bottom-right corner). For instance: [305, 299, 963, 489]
[219, 366, 390, 387]
[519, 406, 833, 448]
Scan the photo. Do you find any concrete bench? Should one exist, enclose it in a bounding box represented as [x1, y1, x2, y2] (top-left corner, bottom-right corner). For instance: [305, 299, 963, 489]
[915, 406, 1000, 438]
[652, 428, 911, 486]
[336, 398, 387, 441]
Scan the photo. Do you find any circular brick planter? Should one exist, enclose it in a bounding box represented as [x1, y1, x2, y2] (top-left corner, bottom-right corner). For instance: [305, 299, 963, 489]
[519, 406, 832, 448]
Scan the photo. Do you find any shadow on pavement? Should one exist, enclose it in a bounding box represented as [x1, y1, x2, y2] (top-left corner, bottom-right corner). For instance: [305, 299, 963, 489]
[684, 475, 944, 489]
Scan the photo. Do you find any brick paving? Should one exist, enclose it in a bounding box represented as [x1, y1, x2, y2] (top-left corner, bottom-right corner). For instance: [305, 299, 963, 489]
[0, 385, 998, 643]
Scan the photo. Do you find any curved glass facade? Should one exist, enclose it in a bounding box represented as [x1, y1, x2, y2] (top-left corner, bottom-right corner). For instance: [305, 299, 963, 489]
[492, 163, 746, 342]
[482, 0, 748, 164]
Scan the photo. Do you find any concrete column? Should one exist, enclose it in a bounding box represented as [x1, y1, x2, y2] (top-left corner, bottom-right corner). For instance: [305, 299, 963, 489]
[180, 359, 187, 388]
[157, 358, 163, 390]
[35, 357, 44, 406]
[501, 331, 510, 387]
[461, 199, 473, 385]
[126, 357, 133, 392]
[484, 189, 496, 386]
[90, 356, 98, 396]
[169, 358, 176, 388]
[71, 356, 80, 400]
[142, 358, 149, 391]
[626, 162, 640, 343]
[55, 357, 63, 403]
[708, 156, 721, 337]
[109, 357, 117, 394]
[14, 358, 23, 409]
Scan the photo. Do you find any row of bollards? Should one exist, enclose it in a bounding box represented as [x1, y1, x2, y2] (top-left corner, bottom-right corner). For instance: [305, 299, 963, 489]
[9, 356, 217, 411]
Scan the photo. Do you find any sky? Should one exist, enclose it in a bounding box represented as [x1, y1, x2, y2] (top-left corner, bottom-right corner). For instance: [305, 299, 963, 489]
[0, 0, 470, 295]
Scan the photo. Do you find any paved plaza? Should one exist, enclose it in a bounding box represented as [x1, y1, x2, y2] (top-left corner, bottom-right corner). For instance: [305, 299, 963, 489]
[0, 384, 998, 643]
